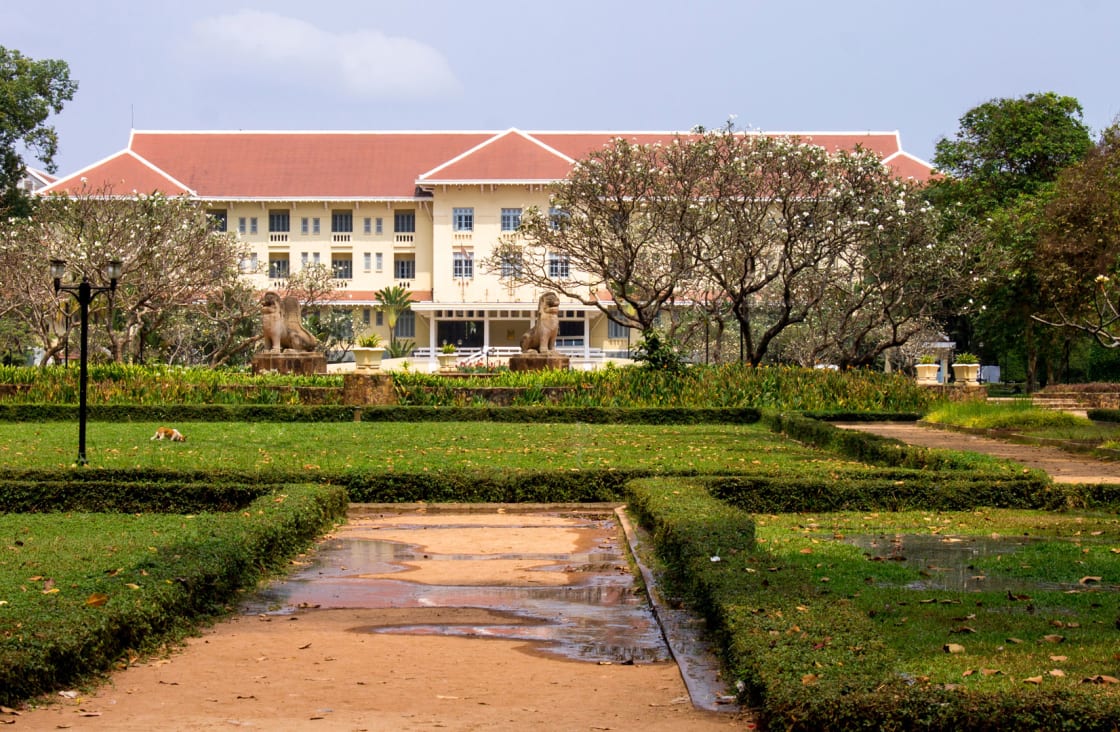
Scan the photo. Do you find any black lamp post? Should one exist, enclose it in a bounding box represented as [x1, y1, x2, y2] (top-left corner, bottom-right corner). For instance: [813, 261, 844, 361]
[50, 258, 122, 466]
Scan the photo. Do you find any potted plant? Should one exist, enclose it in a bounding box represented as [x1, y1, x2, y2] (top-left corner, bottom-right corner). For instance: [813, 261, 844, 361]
[951, 352, 980, 386]
[915, 354, 940, 385]
[353, 332, 386, 373]
[437, 342, 458, 372]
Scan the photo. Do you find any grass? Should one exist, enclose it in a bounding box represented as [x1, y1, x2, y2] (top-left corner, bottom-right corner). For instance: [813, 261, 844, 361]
[752, 509, 1120, 692]
[926, 400, 1120, 445]
[0, 420, 829, 473]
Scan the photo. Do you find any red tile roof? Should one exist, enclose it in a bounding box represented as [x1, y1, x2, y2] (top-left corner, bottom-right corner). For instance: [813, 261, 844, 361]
[41, 129, 932, 198]
[419, 129, 574, 184]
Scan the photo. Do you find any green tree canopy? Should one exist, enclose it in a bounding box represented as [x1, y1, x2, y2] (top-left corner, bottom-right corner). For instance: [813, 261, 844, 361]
[0, 46, 77, 218]
[929, 92, 1094, 389]
[1033, 125, 1120, 346]
[931, 92, 1092, 216]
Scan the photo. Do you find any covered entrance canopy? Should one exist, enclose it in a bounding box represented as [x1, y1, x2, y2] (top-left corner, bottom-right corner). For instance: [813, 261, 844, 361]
[410, 301, 603, 357]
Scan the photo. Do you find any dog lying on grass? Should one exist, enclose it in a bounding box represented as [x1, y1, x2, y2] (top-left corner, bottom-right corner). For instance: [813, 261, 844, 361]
[151, 426, 186, 442]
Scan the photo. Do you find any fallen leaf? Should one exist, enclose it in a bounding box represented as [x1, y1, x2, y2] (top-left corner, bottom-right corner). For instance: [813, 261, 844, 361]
[950, 626, 977, 634]
[981, 669, 1003, 676]
[1042, 635, 1066, 644]
[1024, 676, 1043, 684]
[944, 643, 966, 654]
[1082, 675, 1120, 685]
[1051, 655, 1068, 662]
[1079, 576, 1102, 585]
[1049, 669, 1066, 677]
[85, 593, 109, 607]
[801, 673, 819, 685]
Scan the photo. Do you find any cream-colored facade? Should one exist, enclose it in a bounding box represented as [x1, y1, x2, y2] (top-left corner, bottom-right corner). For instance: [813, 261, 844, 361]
[225, 186, 619, 362]
[40, 129, 932, 365]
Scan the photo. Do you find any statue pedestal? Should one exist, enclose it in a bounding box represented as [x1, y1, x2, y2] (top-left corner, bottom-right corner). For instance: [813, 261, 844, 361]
[343, 373, 397, 405]
[508, 353, 570, 372]
[251, 351, 327, 375]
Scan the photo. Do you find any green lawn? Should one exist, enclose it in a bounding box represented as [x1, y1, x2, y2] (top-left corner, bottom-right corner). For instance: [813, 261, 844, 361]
[754, 509, 1120, 691]
[0, 420, 834, 473]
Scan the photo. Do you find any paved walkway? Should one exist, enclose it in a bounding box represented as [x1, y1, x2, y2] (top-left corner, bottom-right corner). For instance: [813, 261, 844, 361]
[836, 422, 1120, 484]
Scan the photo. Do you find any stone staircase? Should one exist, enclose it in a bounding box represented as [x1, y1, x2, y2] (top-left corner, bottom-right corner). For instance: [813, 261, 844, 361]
[989, 387, 1120, 416]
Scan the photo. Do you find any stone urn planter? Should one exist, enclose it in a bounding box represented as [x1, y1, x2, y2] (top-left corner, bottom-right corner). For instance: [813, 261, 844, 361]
[352, 347, 386, 373]
[915, 363, 941, 386]
[951, 362, 981, 386]
[437, 353, 458, 372]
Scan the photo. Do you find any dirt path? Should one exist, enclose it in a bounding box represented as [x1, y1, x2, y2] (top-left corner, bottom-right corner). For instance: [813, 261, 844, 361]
[836, 422, 1120, 484]
[12, 507, 748, 731]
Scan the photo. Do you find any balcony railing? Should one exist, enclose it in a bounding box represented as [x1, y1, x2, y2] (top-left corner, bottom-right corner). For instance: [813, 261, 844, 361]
[269, 233, 289, 243]
[332, 233, 351, 243]
[395, 233, 415, 246]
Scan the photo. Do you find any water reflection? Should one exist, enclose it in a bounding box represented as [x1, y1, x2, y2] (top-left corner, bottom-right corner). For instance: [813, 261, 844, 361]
[842, 533, 1115, 592]
[242, 515, 670, 664]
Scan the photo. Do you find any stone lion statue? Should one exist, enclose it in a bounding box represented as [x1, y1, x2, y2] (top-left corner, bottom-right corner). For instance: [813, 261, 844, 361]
[520, 291, 561, 354]
[260, 291, 319, 353]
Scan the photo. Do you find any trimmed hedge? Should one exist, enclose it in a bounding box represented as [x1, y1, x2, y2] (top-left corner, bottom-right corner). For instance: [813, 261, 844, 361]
[0, 404, 760, 425]
[625, 476, 1120, 731]
[1087, 408, 1120, 423]
[0, 483, 348, 706]
[705, 472, 1066, 512]
[765, 411, 1046, 473]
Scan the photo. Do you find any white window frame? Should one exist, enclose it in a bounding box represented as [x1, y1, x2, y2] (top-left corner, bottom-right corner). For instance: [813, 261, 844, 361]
[452, 250, 474, 279]
[452, 207, 474, 232]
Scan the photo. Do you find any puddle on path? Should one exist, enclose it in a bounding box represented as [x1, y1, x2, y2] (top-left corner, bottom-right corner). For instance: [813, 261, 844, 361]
[243, 510, 671, 666]
[840, 533, 1118, 593]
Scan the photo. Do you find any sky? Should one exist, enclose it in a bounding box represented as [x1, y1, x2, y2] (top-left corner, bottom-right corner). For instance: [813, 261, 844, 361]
[4, 0, 1120, 177]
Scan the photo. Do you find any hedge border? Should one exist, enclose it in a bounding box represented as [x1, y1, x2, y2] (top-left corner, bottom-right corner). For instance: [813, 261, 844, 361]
[0, 404, 760, 425]
[0, 484, 348, 706]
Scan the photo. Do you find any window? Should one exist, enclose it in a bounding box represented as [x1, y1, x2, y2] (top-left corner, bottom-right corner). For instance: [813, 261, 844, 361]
[313, 252, 321, 265]
[301, 217, 309, 235]
[362, 308, 371, 326]
[608, 318, 631, 339]
[268, 255, 289, 279]
[238, 217, 247, 235]
[453, 251, 474, 279]
[207, 209, 227, 232]
[394, 210, 416, 233]
[301, 252, 309, 267]
[548, 252, 570, 279]
[363, 252, 372, 271]
[394, 311, 416, 339]
[240, 253, 259, 273]
[250, 217, 258, 235]
[331, 210, 353, 233]
[376, 311, 384, 326]
[312, 218, 320, 235]
[269, 210, 290, 233]
[375, 217, 383, 235]
[500, 208, 522, 231]
[394, 255, 415, 280]
[500, 250, 522, 279]
[375, 252, 383, 271]
[549, 207, 568, 230]
[363, 217, 372, 235]
[452, 207, 474, 232]
[332, 256, 353, 279]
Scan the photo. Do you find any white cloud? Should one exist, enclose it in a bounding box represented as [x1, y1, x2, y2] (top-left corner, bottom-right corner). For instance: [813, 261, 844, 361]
[186, 10, 461, 98]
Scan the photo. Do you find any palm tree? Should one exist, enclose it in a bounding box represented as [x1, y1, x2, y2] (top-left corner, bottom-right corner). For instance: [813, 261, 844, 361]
[376, 285, 413, 357]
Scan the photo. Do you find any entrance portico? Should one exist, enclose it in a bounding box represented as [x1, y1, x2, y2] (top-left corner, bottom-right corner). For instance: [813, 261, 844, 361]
[410, 301, 602, 361]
